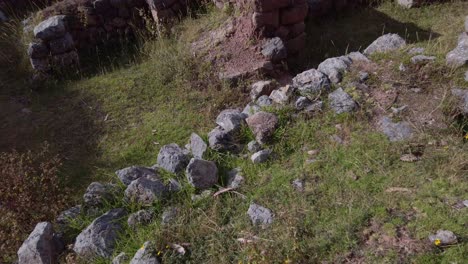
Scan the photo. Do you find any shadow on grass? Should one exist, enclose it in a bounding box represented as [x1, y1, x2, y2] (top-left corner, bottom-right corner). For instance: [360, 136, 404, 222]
[290, 7, 440, 73]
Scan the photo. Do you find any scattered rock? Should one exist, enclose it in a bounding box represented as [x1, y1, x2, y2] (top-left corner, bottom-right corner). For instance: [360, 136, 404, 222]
[124, 174, 168, 206]
[400, 153, 420, 162]
[347, 51, 370, 63]
[34, 15, 67, 41]
[242, 102, 261, 117]
[115, 166, 157, 186]
[227, 168, 244, 189]
[359, 71, 369, 82]
[410, 55, 436, 64]
[408, 47, 425, 54]
[161, 207, 178, 225]
[191, 190, 213, 202]
[292, 69, 331, 96]
[363, 33, 406, 55]
[18, 222, 60, 264]
[397, 0, 421, 8]
[250, 80, 276, 101]
[257, 95, 273, 107]
[307, 149, 320, 156]
[247, 140, 262, 153]
[330, 134, 344, 144]
[328, 88, 357, 114]
[318, 56, 352, 84]
[379, 116, 413, 142]
[247, 203, 273, 226]
[451, 88, 468, 115]
[56, 205, 82, 228]
[186, 158, 218, 190]
[216, 109, 246, 133]
[73, 208, 127, 259]
[246, 112, 279, 144]
[190, 133, 207, 159]
[446, 33, 468, 68]
[295, 96, 312, 110]
[251, 149, 272, 164]
[127, 210, 154, 228]
[208, 127, 235, 152]
[157, 143, 190, 174]
[399, 63, 407, 72]
[112, 252, 129, 264]
[261, 37, 287, 62]
[129, 241, 159, 264]
[428, 230, 458, 246]
[83, 182, 117, 207]
[292, 179, 305, 192]
[304, 101, 323, 113]
[270, 85, 294, 104]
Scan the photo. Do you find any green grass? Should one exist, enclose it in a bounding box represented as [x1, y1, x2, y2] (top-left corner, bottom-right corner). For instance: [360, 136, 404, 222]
[1, 0, 468, 263]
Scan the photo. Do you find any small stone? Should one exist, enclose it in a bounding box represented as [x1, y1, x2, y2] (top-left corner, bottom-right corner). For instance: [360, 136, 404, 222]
[428, 230, 457, 246]
[411, 55, 436, 64]
[115, 166, 157, 186]
[399, 63, 407, 72]
[256, 95, 273, 107]
[227, 168, 244, 189]
[318, 56, 352, 84]
[157, 143, 189, 174]
[292, 69, 331, 96]
[127, 210, 154, 228]
[124, 174, 168, 206]
[247, 203, 273, 226]
[364, 34, 406, 55]
[18, 222, 60, 264]
[410, 88, 422, 93]
[304, 101, 323, 113]
[161, 207, 178, 225]
[242, 103, 261, 117]
[292, 179, 305, 192]
[451, 88, 468, 115]
[330, 134, 344, 144]
[83, 182, 117, 207]
[250, 80, 275, 101]
[261, 37, 287, 62]
[328, 88, 357, 114]
[56, 205, 82, 228]
[186, 158, 218, 190]
[359, 71, 369, 82]
[269, 88, 290, 105]
[400, 153, 420, 162]
[347, 51, 370, 63]
[379, 116, 413, 142]
[408, 47, 425, 55]
[247, 140, 262, 153]
[190, 133, 207, 159]
[251, 149, 272, 164]
[129, 241, 159, 264]
[391, 105, 408, 115]
[112, 252, 129, 264]
[208, 126, 235, 152]
[295, 96, 312, 110]
[246, 112, 279, 144]
[446, 34, 468, 68]
[216, 109, 246, 133]
[307, 149, 319, 156]
[463, 200, 468, 207]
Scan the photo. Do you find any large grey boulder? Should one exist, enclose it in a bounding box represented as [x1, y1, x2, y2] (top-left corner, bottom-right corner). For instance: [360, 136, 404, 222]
[251, 149, 272, 164]
[379, 117, 413, 142]
[129, 241, 159, 264]
[83, 182, 117, 207]
[318, 56, 352, 84]
[124, 174, 168, 206]
[292, 69, 331, 96]
[363, 34, 406, 55]
[73, 209, 127, 259]
[190, 133, 207, 159]
[186, 158, 218, 190]
[127, 210, 154, 228]
[246, 112, 279, 144]
[261, 37, 287, 62]
[429, 230, 458, 246]
[18, 222, 59, 264]
[250, 80, 275, 101]
[157, 143, 189, 174]
[216, 109, 246, 133]
[116, 166, 157, 186]
[208, 126, 235, 151]
[328, 88, 357, 114]
[247, 203, 273, 226]
[451, 88, 468, 115]
[34, 15, 67, 41]
[446, 33, 468, 68]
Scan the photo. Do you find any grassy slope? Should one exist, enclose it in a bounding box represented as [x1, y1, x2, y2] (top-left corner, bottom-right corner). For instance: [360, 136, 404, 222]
[1, 1, 467, 263]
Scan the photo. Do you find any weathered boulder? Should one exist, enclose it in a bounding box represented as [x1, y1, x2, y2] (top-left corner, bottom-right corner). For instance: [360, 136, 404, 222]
[208, 126, 235, 151]
[226, 168, 244, 189]
[247, 140, 262, 153]
[292, 69, 331, 96]
[257, 95, 273, 107]
[328, 88, 357, 114]
[261, 37, 287, 62]
[318, 56, 352, 84]
[161, 207, 179, 225]
[347, 51, 370, 63]
[83, 182, 117, 207]
[18, 222, 60, 264]
[127, 210, 154, 228]
[216, 109, 246, 133]
[115, 166, 158, 186]
[451, 88, 468, 115]
[34, 15, 67, 41]
[157, 143, 189, 174]
[246, 111, 279, 144]
[247, 203, 273, 226]
[250, 80, 276, 101]
[186, 158, 218, 190]
[112, 252, 129, 264]
[129, 241, 159, 264]
[125, 174, 168, 206]
[363, 34, 406, 55]
[379, 116, 413, 142]
[429, 230, 458, 246]
[189, 133, 207, 159]
[251, 149, 272, 164]
[73, 208, 127, 259]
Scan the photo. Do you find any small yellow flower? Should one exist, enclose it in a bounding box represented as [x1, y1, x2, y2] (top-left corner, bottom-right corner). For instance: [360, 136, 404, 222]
[157, 251, 162, 256]
[434, 239, 441, 246]
[140, 244, 145, 250]
[284, 259, 292, 264]
[166, 245, 170, 249]
[464, 133, 468, 140]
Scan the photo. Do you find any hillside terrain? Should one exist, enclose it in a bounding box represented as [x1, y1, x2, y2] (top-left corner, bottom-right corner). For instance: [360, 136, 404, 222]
[0, 0, 467, 263]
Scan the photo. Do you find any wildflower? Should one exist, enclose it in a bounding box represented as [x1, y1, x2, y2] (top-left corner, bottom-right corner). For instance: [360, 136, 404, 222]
[464, 133, 468, 140]
[140, 244, 145, 250]
[434, 239, 441, 246]
[284, 259, 292, 264]
[157, 251, 162, 256]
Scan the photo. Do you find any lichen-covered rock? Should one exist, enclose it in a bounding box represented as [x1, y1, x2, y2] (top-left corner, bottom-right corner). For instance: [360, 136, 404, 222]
[257, 95, 273, 107]
[251, 149, 272, 164]
[115, 166, 158, 186]
[246, 111, 279, 144]
[186, 158, 218, 190]
[379, 116, 413, 142]
[226, 168, 244, 189]
[73, 209, 127, 259]
[261, 37, 287, 62]
[127, 210, 154, 228]
[216, 109, 246, 133]
[318, 56, 352, 84]
[328, 88, 357, 114]
[124, 174, 168, 206]
[208, 126, 235, 151]
[18, 222, 60, 264]
[83, 182, 118, 207]
[190, 133, 207, 159]
[247, 203, 273, 226]
[446, 34, 468, 68]
[292, 69, 331, 96]
[242, 102, 261, 117]
[250, 80, 275, 101]
[129, 241, 159, 264]
[363, 34, 406, 55]
[34, 15, 67, 41]
[157, 143, 189, 174]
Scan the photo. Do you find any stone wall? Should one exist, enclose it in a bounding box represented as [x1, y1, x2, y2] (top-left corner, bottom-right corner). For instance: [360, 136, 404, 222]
[146, 0, 189, 23]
